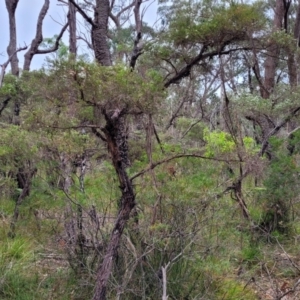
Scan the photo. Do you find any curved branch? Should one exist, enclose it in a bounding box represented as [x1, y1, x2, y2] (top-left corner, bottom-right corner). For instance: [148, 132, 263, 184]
[23, 0, 50, 70]
[164, 45, 252, 88]
[130, 153, 241, 181]
[34, 23, 69, 55]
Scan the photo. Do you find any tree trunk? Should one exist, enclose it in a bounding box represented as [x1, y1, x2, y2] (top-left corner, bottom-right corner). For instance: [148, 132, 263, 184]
[93, 113, 135, 300]
[262, 0, 284, 98]
[5, 0, 19, 76]
[92, 0, 111, 66]
[68, 0, 77, 56]
[287, 1, 300, 87]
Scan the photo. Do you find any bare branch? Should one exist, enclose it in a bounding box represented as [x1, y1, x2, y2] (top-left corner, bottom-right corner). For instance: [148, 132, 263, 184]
[116, 1, 135, 19]
[164, 46, 253, 88]
[109, 12, 120, 28]
[130, 153, 241, 181]
[0, 45, 27, 87]
[34, 23, 69, 55]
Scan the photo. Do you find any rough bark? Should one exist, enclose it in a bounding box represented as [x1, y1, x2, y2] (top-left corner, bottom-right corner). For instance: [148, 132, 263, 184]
[68, 0, 77, 56]
[92, 0, 111, 66]
[93, 112, 135, 300]
[5, 0, 20, 76]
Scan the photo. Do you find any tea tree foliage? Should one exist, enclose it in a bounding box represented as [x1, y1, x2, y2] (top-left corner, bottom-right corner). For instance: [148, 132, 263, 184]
[22, 61, 165, 119]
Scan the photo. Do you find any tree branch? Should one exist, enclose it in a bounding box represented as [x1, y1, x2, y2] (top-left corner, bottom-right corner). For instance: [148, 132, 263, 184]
[0, 45, 27, 87]
[34, 23, 69, 55]
[164, 46, 252, 88]
[130, 153, 240, 181]
[23, 0, 50, 70]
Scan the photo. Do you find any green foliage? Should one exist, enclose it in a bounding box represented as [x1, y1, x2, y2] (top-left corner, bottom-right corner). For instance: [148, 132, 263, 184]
[215, 278, 258, 300]
[203, 128, 235, 157]
[0, 74, 19, 97]
[22, 60, 165, 120]
[165, 2, 265, 46]
[258, 140, 300, 234]
[241, 243, 262, 265]
[0, 126, 39, 199]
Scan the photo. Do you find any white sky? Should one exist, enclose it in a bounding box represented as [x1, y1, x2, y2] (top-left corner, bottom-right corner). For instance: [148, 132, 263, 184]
[0, 0, 158, 70]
